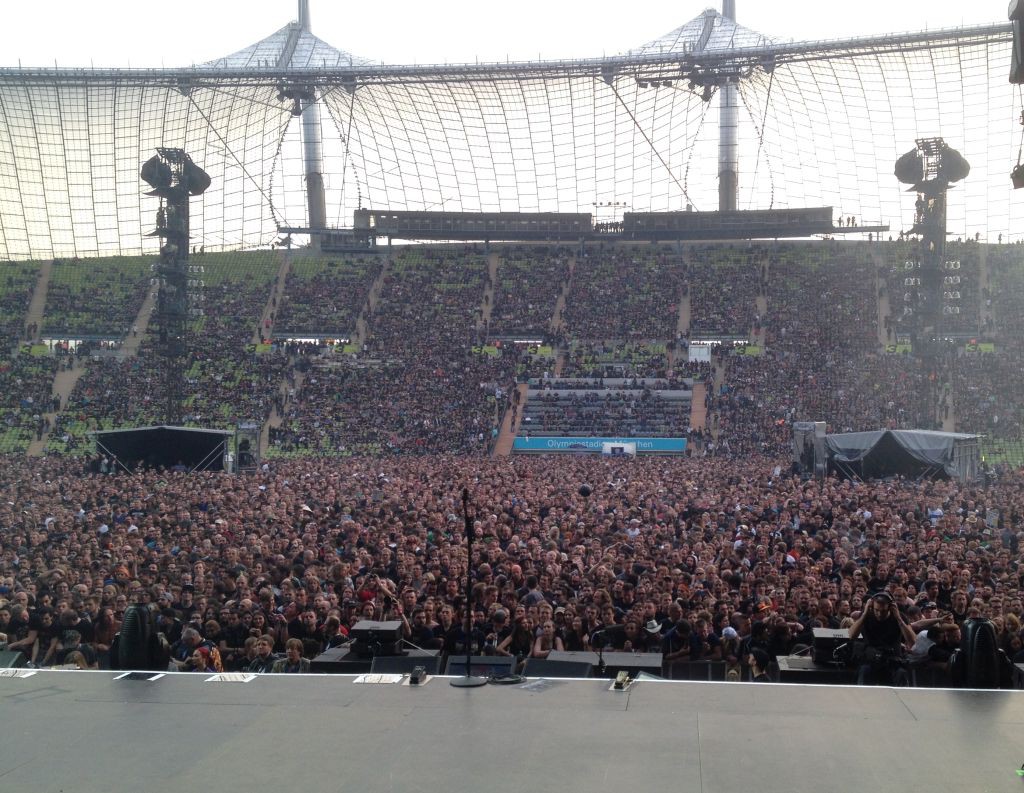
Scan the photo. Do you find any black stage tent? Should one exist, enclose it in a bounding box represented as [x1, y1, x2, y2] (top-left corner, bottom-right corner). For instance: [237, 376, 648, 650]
[825, 429, 980, 481]
[89, 426, 232, 472]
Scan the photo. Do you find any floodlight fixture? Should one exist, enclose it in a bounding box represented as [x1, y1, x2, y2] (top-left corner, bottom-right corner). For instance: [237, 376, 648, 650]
[894, 139, 969, 194]
[140, 149, 210, 197]
[140, 155, 172, 191]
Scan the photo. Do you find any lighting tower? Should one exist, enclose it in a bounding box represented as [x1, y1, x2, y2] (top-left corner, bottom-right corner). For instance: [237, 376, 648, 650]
[141, 149, 211, 425]
[893, 138, 970, 361]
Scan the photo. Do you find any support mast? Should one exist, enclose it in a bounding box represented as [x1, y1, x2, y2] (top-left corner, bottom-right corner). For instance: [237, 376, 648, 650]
[298, 0, 327, 237]
[718, 0, 739, 211]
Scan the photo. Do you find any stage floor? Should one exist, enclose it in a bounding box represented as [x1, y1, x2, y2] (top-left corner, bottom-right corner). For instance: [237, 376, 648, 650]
[1, 670, 1022, 792]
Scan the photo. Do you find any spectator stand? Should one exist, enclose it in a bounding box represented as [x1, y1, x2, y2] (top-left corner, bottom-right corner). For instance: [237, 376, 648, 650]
[561, 341, 671, 380]
[179, 251, 289, 432]
[268, 345, 519, 457]
[366, 247, 489, 354]
[686, 244, 762, 341]
[269, 246, 517, 457]
[0, 352, 59, 453]
[562, 248, 683, 341]
[488, 247, 570, 339]
[42, 257, 150, 340]
[707, 244, 933, 457]
[517, 374, 694, 441]
[0, 261, 41, 352]
[947, 247, 1024, 458]
[275, 254, 383, 342]
[50, 251, 289, 454]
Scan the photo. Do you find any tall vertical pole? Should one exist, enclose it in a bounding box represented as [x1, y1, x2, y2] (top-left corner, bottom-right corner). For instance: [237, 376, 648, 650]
[298, 0, 327, 239]
[718, 0, 739, 212]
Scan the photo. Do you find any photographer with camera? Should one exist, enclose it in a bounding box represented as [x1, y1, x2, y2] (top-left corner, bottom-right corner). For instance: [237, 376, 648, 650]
[849, 591, 916, 686]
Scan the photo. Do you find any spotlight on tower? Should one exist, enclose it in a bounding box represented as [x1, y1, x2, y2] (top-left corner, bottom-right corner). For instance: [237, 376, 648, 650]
[141, 150, 210, 198]
[140, 155, 172, 191]
[894, 139, 969, 194]
[894, 149, 924, 189]
[181, 159, 212, 196]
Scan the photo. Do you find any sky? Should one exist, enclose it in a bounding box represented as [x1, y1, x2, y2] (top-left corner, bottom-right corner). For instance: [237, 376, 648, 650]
[1, 1, 1008, 68]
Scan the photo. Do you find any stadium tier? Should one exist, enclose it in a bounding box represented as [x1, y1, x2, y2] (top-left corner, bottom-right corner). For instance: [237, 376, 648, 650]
[0, 239, 1010, 464]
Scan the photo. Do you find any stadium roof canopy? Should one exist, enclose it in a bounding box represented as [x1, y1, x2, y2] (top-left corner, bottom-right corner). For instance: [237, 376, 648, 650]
[0, 4, 1016, 259]
[202, 22, 377, 70]
[630, 8, 773, 56]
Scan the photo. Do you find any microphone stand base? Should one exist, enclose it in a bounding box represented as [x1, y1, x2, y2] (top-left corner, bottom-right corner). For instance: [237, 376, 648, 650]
[450, 676, 488, 688]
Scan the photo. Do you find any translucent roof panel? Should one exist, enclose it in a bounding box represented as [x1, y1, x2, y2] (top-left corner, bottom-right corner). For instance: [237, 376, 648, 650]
[629, 9, 773, 56]
[202, 23, 376, 70]
[0, 81, 291, 259]
[0, 24, 1016, 260]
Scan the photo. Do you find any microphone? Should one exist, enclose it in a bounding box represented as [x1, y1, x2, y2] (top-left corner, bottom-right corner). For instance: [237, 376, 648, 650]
[579, 484, 592, 498]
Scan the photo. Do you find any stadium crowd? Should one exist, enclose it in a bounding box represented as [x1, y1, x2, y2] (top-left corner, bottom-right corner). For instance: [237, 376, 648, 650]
[523, 388, 691, 437]
[56, 259, 289, 448]
[488, 249, 569, 338]
[276, 256, 382, 338]
[42, 258, 150, 339]
[708, 246, 943, 457]
[271, 354, 515, 456]
[561, 249, 682, 340]
[686, 244, 763, 338]
[0, 241, 1024, 686]
[1, 454, 1023, 680]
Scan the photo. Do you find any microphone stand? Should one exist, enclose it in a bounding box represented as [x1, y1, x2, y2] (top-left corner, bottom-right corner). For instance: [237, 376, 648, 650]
[596, 634, 607, 678]
[451, 488, 487, 688]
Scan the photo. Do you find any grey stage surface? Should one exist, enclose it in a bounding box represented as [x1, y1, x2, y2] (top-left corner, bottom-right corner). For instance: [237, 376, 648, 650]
[2, 670, 1023, 792]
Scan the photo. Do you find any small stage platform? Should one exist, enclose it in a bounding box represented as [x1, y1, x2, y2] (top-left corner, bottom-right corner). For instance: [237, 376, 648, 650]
[2, 670, 1023, 792]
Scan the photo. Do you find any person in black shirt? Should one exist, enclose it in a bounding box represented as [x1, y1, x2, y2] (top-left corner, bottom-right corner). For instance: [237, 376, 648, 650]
[57, 609, 94, 644]
[20, 607, 59, 665]
[156, 608, 183, 646]
[849, 591, 915, 685]
[408, 608, 439, 649]
[218, 611, 250, 670]
[287, 608, 323, 645]
[748, 647, 772, 682]
[482, 609, 513, 656]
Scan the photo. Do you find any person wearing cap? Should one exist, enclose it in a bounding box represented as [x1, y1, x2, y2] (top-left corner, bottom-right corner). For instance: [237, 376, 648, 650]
[849, 591, 915, 686]
[156, 606, 183, 645]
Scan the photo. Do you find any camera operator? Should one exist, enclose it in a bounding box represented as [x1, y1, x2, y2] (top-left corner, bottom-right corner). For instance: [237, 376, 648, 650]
[849, 591, 916, 686]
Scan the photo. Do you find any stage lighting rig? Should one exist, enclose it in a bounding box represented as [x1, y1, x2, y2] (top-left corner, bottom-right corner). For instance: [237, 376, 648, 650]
[140, 148, 211, 425]
[893, 137, 967, 367]
[894, 138, 969, 197]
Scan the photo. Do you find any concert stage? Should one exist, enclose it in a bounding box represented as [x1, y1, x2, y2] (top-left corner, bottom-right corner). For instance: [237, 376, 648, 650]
[1, 670, 1022, 792]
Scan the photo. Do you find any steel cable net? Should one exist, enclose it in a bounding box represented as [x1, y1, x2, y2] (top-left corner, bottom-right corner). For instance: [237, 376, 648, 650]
[0, 81, 291, 259]
[0, 23, 1018, 260]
